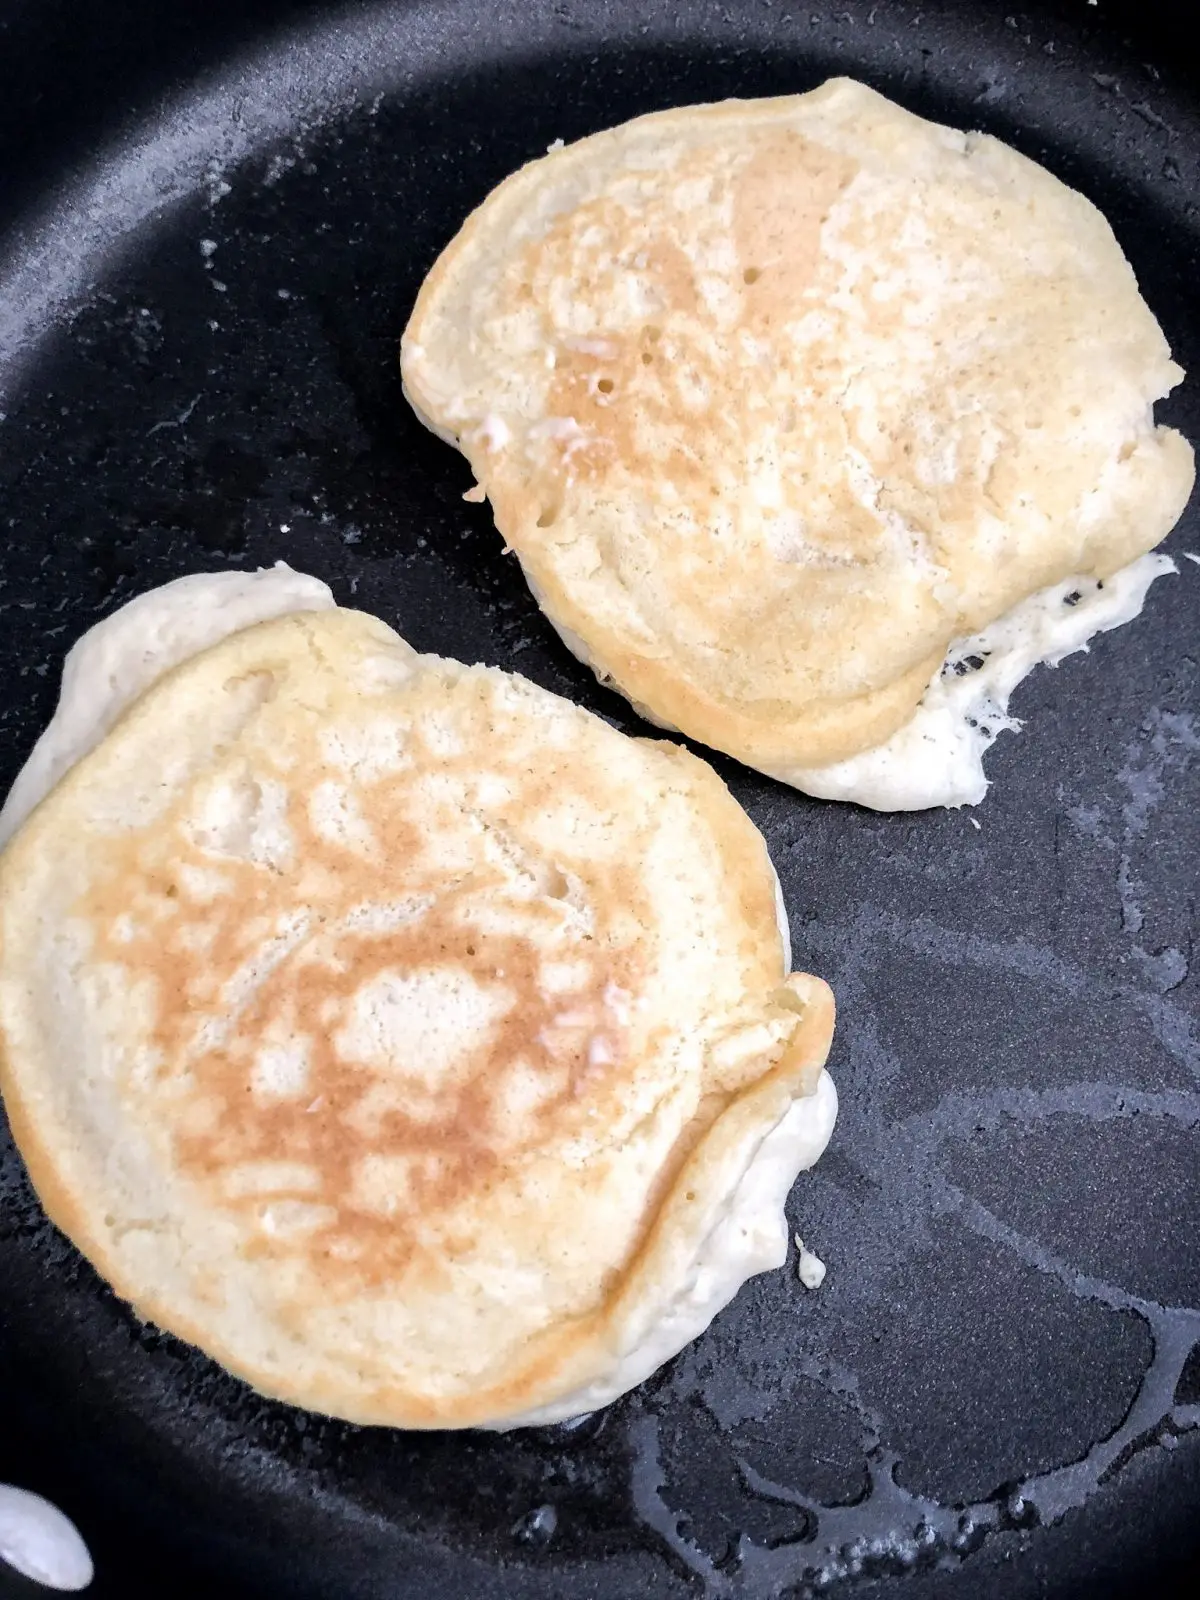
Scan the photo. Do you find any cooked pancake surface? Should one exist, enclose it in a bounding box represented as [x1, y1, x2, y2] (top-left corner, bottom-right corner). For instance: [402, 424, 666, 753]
[0, 604, 835, 1428]
[402, 77, 1194, 789]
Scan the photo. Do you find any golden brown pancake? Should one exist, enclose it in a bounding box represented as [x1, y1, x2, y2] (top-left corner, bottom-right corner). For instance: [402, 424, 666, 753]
[0, 598, 836, 1428]
[401, 78, 1193, 801]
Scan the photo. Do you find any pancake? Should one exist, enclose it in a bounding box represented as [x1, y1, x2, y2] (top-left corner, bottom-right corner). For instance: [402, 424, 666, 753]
[0, 575, 836, 1430]
[401, 77, 1195, 808]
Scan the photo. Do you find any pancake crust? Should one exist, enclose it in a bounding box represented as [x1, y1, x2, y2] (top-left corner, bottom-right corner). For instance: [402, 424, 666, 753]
[0, 609, 834, 1428]
[402, 77, 1194, 776]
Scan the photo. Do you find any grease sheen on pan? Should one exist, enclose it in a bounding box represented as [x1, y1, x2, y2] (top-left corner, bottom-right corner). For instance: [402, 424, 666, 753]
[401, 78, 1194, 804]
[0, 597, 835, 1429]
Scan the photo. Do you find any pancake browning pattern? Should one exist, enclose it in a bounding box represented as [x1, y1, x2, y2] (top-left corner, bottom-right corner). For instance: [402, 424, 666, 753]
[0, 608, 835, 1429]
[402, 77, 1194, 792]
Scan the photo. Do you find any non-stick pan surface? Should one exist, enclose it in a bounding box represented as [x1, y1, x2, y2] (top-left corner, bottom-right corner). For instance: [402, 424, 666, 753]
[1, 2, 1198, 1596]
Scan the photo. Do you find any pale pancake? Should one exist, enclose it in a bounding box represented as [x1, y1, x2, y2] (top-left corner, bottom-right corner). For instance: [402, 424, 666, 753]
[402, 77, 1194, 795]
[0, 602, 835, 1429]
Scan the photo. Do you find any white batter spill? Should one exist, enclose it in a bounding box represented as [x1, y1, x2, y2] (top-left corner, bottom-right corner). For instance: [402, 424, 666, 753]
[781, 554, 1177, 809]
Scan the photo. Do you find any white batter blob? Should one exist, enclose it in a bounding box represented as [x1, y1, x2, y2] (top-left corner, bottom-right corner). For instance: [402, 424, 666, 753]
[0, 1483, 93, 1592]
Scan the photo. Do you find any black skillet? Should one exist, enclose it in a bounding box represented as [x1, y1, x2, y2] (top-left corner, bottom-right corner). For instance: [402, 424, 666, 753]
[1, 1, 1199, 1596]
